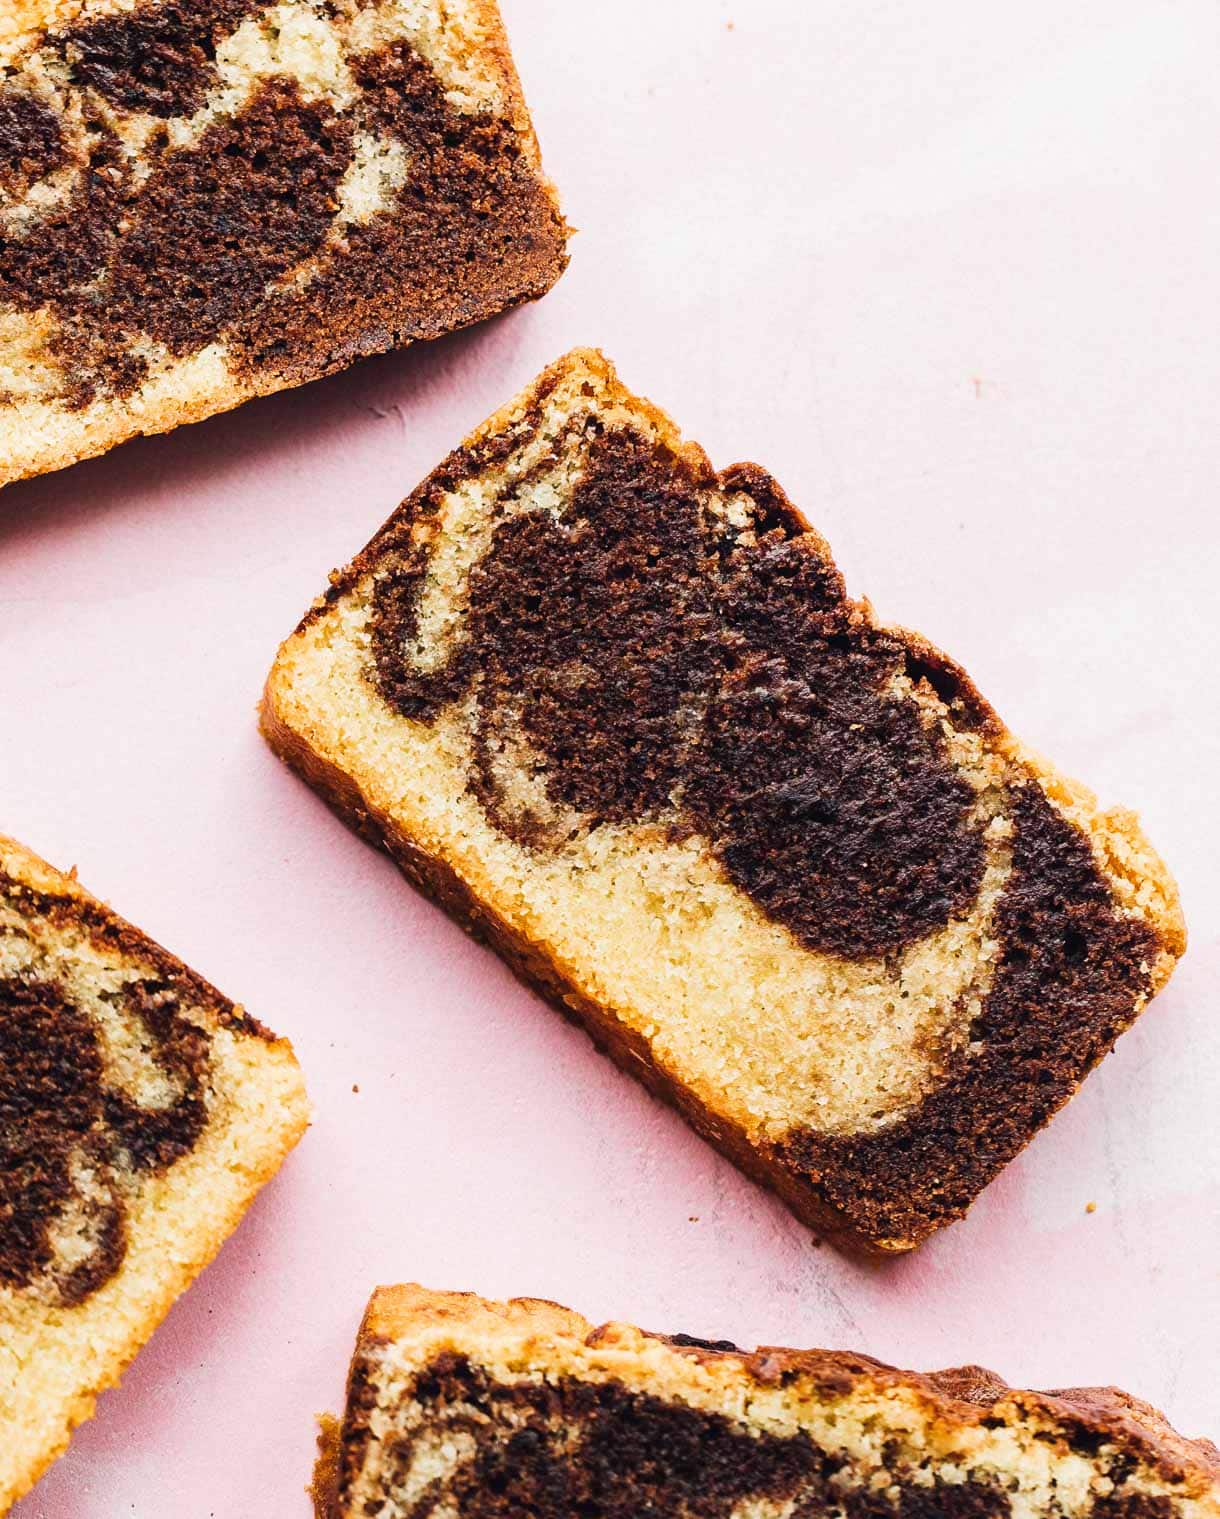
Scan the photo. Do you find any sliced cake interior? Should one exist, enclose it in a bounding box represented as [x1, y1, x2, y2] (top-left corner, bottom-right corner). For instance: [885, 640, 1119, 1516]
[0, 834, 309, 1513]
[0, 0, 567, 486]
[317, 1285, 1220, 1519]
[263, 348, 1184, 1253]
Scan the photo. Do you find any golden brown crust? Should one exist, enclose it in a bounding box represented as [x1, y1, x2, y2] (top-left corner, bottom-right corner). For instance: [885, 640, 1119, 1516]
[463, 0, 544, 149]
[0, 832, 274, 1038]
[322, 1285, 1220, 1514]
[311, 1413, 343, 1519]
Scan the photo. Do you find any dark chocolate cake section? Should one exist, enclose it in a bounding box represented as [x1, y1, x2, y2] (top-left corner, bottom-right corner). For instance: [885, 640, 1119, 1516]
[0, 77, 358, 404]
[236, 40, 569, 384]
[777, 783, 1156, 1242]
[0, 88, 66, 198]
[60, 0, 269, 117]
[369, 425, 991, 961]
[0, 973, 210, 1305]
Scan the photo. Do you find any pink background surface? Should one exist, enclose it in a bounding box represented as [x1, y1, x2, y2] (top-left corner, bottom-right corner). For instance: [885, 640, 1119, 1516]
[4, 1, 1219, 1512]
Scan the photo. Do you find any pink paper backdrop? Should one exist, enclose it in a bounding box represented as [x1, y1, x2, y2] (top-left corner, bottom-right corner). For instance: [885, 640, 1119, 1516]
[4, 2, 1218, 1513]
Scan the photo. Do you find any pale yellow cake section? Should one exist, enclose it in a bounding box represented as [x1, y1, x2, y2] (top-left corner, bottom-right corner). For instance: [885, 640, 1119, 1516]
[0, 836, 309, 1514]
[328, 1287, 1220, 1519]
[263, 351, 1183, 1166]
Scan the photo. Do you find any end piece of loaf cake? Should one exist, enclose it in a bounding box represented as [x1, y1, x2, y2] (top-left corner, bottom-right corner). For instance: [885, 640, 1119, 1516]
[0, 834, 308, 1513]
[0, 0, 567, 488]
[262, 348, 1185, 1254]
[315, 1285, 1220, 1519]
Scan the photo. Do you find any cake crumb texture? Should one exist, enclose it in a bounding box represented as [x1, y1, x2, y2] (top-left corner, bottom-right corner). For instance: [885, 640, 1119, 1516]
[0, 833, 309, 1514]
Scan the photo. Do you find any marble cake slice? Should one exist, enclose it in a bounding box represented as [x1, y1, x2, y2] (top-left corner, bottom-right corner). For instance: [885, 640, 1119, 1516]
[0, 0, 567, 489]
[0, 834, 308, 1513]
[262, 348, 1185, 1254]
[314, 1285, 1220, 1519]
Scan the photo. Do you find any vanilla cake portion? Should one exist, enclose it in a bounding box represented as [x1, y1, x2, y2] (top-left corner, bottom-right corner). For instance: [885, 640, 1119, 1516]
[263, 348, 1185, 1253]
[315, 1286, 1220, 1519]
[0, 834, 308, 1513]
[0, 0, 567, 488]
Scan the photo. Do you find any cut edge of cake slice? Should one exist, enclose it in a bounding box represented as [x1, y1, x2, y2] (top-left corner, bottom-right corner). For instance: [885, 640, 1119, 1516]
[0, 832, 309, 1514]
[262, 347, 1184, 1255]
[314, 1284, 1220, 1519]
[0, 0, 568, 489]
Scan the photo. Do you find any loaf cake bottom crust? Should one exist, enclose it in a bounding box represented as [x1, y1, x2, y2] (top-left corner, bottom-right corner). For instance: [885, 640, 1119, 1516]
[0, 835, 309, 1513]
[317, 1286, 1220, 1519]
[263, 348, 1184, 1253]
[0, 0, 567, 487]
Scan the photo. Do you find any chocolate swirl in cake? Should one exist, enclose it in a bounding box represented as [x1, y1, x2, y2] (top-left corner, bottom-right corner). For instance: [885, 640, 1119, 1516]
[0, 973, 211, 1306]
[0, 2, 566, 409]
[370, 426, 992, 961]
[61, 0, 269, 118]
[1, 75, 357, 405]
[0, 89, 66, 198]
[778, 782, 1155, 1240]
[0, 854, 233, 1312]
[368, 416, 1153, 963]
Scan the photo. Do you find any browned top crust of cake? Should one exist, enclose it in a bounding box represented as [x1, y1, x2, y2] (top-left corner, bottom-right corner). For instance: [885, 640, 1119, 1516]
[597, 1332, 1220, 1489]
[725, 1348, 1220, 1489]
[318, 1289, 1220, 1519]
[314, 374, 1165, 1248]
[0, 856, 271, 1306]
[0, 864, 269, 1039]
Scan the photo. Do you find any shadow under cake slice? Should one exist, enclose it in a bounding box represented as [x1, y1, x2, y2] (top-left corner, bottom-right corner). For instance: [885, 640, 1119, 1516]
[0, 833, 309, 1514]
[315, 1285, 1220, 1519]
[0, 0, 568, 488]
[262, 347, 1185, 1254]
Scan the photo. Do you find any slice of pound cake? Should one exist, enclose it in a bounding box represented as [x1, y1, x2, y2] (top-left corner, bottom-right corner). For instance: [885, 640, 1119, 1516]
[262, 349, 1185, 1254]
[315, 1286, 1220, 1519]
[0, 834, 308, 1513]
[0, 0, 567, 488]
